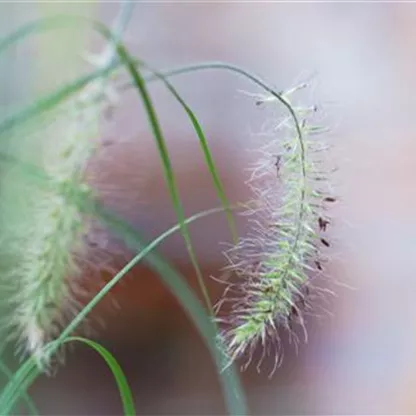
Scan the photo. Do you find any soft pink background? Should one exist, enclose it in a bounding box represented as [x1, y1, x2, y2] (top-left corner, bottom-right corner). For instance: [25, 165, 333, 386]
[3, 2, 416, 414]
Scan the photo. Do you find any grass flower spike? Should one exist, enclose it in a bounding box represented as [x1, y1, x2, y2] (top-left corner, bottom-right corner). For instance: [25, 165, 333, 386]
[0, 57, 120, 367]
[216, 82, 334, 371]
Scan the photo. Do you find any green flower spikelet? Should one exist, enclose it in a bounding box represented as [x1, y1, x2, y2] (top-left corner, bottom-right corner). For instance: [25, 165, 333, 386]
[0, 66, 119, 366]
[216, 82, 334, 371]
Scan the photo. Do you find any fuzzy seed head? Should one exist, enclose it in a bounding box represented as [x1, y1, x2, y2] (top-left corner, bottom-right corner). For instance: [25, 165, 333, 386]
[0, 64, 121, 366]
[216, 82, 334, 372]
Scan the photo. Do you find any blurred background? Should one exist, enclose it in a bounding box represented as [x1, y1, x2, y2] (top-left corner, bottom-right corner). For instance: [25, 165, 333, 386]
[2, 1, 416, 414]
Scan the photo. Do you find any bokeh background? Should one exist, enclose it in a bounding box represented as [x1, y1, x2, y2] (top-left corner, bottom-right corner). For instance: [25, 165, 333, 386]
[2, 1, 416, 414]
